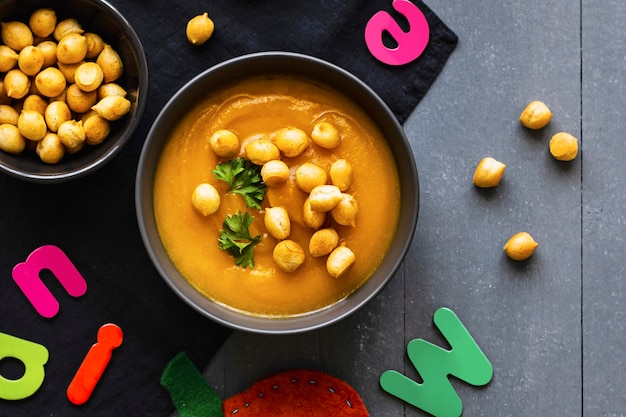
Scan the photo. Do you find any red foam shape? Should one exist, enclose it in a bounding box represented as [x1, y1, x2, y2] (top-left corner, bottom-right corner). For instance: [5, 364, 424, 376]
[67, 323, 123, 405]
[222, 369, 369, 416]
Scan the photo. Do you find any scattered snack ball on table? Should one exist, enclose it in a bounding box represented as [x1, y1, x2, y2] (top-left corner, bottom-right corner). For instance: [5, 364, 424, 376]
[472, 156, 506, 188]
[519, 100, 552, 129]
[223, 369, 370, 416]
[0, 8, 131, 163]
[503, 231, 538, 261]
[186, 12, 214, 45]
[549, 131, 579, 161]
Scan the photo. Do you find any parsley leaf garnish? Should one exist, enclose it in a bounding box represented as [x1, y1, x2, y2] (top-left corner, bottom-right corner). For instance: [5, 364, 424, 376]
[212, 157, 266, 209]
[218, 211, 261, 269]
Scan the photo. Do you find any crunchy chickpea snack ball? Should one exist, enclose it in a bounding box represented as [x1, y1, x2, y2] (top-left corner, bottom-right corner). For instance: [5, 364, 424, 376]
[519, 100, 552, 129]
[29, 8, 57, 38]
[302, 197, 326, 230]
[326, 246, 355, 278]
[549, 132, 579, 161]
[96, 44, 123, 83]
[91, 95, 130, 121]
[67, 83, 97, 113]
[473, 157, 506, 188]
[18, 109, 46, 141]
[65, 141, 85, 154]
[54, 62, 82, 84]
[0, 104, 19, 125]
[56, 32, 88, 64]
[244, 138, 280, 165]
[36, 40, 57, 68]
[82, 111, 110, 145]
[504, 232, 538, 261]
[186, 12, 215, 46]
[36, 132, 64, 164]
[74, 62, 104, 92]
[261, 160, 290, 187]
[18, 45, 44, 76]
[84, 32, 105, 59]
[1, 21, 33, 51]
[53, 18, 83, 41]
[274, 127, 309, 157]
[308, 184, 343, 212]
[57, 119, 85, 151]
[295, 162, 327, 193]
[311, 121, 341, 149]
[0, 45, 18, 72]
[35, 66, 66, 98]
[97, 82, 127, 99]
[329, 159, 353, 191]
[0, 123, 25, 154]
[57, 61, 82, 83]
[191, 183, 221, 216]
[23, 94, 48, 115]
[44, 100, 72, 132]
[4, 69, 31, 99]
[309, 228, 339, 258]
[330, 193, 358, 227]
[273, 240, 305, 273]
[208, 129, 239, 158]
[264, 206, 291, 240]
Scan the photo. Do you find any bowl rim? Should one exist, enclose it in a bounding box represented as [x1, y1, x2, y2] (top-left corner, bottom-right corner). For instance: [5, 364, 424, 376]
[0, 0, 149, 183]
[136, 51, 419, 334]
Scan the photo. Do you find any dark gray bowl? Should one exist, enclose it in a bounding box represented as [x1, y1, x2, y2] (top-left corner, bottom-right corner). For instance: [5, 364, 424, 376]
[136, 52, 419, 334]
[0, 0, 147, 182]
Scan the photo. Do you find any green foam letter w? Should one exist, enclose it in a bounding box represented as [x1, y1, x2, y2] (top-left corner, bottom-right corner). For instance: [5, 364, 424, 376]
[380, 308, 493, 417]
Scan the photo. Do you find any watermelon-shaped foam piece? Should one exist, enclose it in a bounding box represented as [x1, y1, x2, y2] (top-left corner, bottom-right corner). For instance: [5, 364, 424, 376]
[222, 369, 370, 416]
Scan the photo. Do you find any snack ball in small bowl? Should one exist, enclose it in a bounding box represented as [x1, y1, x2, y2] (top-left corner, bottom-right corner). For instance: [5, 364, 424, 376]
[0, 0, 147, 182]
[136, 52, 419, 334]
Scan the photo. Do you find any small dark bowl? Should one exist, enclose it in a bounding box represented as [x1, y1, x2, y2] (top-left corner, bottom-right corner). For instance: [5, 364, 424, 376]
[136, 52, 419, 334]
[0, 0, 147, 182]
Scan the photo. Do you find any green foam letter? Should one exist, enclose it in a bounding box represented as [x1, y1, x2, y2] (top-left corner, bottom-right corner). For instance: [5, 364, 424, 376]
[0, 332, 49, 400]
[380, 308, 493, 417]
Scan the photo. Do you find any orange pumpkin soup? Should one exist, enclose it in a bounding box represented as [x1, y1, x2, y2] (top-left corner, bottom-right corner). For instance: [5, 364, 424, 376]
[153, 74, 401, 317]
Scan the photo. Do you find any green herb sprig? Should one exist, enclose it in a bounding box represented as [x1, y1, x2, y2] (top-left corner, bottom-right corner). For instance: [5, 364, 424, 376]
[218, 211, 261, 269]
[212, 157, 266, 209]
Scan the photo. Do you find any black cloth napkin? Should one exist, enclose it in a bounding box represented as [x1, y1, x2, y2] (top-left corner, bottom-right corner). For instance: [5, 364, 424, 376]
[119, 0, 458, 126]
[0, 1, 456, 416]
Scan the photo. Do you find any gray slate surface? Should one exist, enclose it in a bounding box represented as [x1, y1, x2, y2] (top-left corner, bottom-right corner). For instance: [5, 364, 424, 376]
[193, 0, 625, 416]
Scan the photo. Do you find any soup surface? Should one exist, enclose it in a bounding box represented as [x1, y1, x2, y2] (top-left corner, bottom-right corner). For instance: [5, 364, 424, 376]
[154, 74, 401, 317]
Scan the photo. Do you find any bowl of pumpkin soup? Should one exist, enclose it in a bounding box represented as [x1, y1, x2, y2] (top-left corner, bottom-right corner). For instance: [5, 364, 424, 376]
[136, 52, 418, 334]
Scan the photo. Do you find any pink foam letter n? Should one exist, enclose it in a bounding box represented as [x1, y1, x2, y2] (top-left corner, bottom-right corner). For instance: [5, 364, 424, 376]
[12, 245, 87, 318]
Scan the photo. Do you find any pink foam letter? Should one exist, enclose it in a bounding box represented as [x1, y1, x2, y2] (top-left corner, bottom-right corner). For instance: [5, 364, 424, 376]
[67, 323, 123, 405]
[12, 245, 87, 318]
[365, 0, 430, 66]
